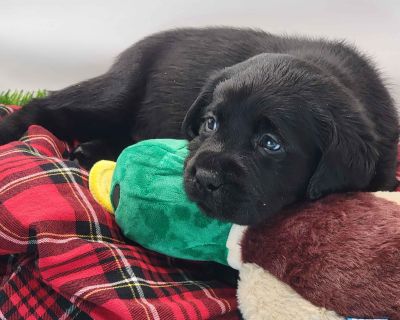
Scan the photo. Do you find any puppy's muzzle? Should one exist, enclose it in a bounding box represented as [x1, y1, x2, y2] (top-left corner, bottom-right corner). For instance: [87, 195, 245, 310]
[186, 151, 245, 197]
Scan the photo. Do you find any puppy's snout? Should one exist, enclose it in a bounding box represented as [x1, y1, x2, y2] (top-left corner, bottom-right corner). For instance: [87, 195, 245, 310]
[194, 167, 222, 192]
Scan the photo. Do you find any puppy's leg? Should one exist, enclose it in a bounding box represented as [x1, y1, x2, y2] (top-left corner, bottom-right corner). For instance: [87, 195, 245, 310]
[70, 138, 133, 169]
[0, 71, 139, 145]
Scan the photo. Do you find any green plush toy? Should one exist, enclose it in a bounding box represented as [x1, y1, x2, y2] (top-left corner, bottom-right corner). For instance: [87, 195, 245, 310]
[89, 139, 245, 269]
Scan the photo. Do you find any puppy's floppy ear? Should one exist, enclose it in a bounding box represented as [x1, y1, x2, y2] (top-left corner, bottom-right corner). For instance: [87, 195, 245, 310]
[307, 115, 378, 200]
[181, 72, 227, 139]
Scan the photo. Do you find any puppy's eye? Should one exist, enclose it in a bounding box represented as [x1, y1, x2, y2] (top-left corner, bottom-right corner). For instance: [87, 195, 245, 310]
[205, 116, 218, 132]
[259, 134, 282, 152]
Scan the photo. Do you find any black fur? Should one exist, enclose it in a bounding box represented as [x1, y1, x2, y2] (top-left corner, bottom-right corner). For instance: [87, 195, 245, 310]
[0, 27, 398, 225]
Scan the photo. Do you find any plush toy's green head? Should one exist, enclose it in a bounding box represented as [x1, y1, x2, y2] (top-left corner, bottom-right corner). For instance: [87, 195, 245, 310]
[89, 139, 245, 269]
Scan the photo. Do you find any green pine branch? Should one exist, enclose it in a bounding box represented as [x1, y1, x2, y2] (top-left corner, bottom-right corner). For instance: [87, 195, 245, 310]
[0, 90, 47, 106]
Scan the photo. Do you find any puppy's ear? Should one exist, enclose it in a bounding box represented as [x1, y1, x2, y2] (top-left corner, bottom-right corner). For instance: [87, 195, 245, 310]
[307, 118, 378, 200]
[181, 72, 226, 139]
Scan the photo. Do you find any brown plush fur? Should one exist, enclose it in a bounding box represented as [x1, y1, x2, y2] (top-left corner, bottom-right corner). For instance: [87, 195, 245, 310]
[241, 193, 400, 319]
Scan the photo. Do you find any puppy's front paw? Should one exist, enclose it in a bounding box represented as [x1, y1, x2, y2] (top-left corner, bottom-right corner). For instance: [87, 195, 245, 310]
[70, 144, 98, 170]
[70, 140, 119, 169]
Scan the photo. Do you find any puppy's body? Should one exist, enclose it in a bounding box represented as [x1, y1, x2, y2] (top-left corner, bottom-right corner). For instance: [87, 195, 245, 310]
[0, 28, 398, 224]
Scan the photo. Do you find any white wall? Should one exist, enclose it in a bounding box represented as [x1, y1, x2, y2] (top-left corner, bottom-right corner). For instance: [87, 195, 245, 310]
[1, 0, 399, 102]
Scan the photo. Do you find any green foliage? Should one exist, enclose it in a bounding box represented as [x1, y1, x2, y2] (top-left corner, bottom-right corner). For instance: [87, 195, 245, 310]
[0, 90, 47, 106]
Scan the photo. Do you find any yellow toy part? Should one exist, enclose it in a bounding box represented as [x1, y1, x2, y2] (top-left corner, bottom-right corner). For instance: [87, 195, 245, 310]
[88, 160, 116, 214]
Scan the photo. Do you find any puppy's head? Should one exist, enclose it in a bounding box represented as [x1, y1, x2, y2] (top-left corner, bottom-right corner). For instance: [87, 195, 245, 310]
[182, 53, 378, 225]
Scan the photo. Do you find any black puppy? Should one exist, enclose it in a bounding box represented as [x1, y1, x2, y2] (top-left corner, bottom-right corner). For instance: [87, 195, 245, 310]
[0, 28, 398, 225]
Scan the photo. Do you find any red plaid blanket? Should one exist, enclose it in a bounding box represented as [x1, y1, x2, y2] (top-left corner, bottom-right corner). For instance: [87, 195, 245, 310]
[0, 105, 239, 320]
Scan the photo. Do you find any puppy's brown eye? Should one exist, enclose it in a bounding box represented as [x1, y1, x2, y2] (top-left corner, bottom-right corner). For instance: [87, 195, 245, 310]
[205, 116, 218, 132]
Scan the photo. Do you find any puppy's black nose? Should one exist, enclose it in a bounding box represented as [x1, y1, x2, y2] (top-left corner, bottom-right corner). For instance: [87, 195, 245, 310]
[194, 167, 222, 192]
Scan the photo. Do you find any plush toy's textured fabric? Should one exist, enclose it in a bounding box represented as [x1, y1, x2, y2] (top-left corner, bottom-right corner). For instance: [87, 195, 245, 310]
[0, 105, 239, 320]
[240, 191, 400, 319]
[238, 263, 343, 320]
[109, 139, 235, 266]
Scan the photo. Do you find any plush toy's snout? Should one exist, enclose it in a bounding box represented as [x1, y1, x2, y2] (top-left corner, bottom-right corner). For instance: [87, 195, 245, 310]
[89, 160, 116, 213]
